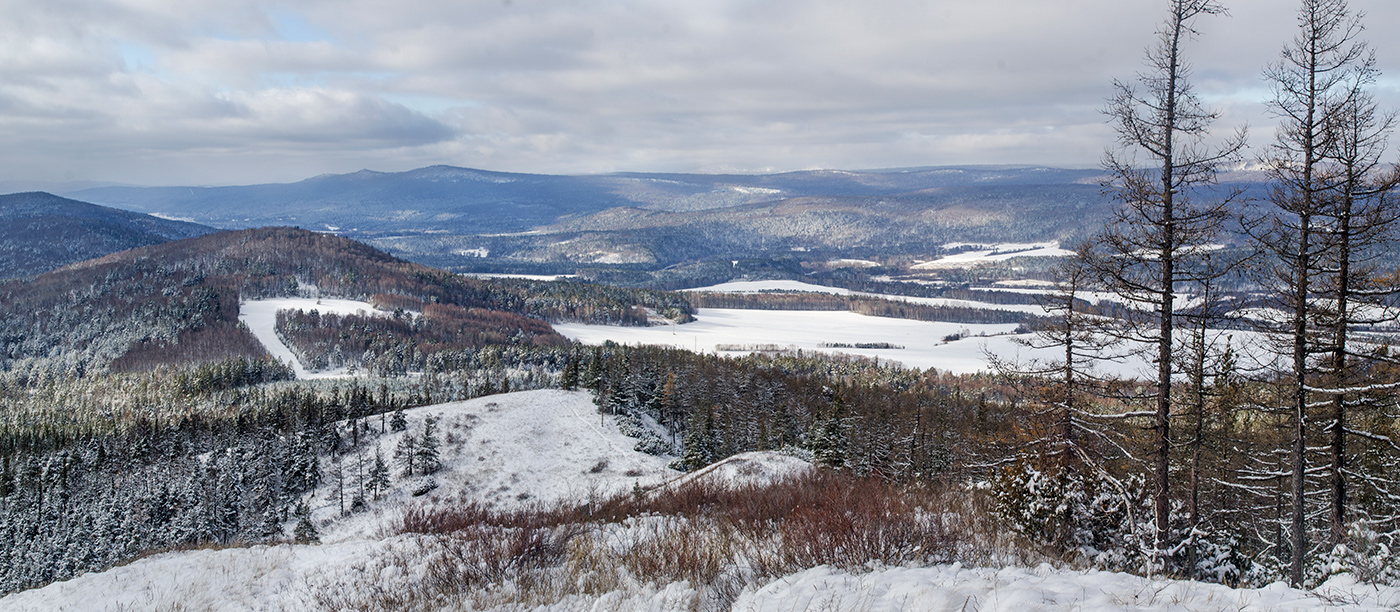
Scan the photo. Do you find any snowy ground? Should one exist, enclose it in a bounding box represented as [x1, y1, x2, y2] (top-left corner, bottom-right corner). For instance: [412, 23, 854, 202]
[238, 297, 384, 379]
[662, 450, 815, 492]
[557, 308, 1091, 375]
[685, 280, 1048, 315]
[462, 273, 579, 281]
[731, 565, 1400, 612]
[8, 390, 1399, 611]
[913, 242, 1075, 269]
[314, 389, 679, 542]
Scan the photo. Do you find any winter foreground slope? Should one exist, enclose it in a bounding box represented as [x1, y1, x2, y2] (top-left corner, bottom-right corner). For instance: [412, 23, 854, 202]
[5, 390, 1399, 611]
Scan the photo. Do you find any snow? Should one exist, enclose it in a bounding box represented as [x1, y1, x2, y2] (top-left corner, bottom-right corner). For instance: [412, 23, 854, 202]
[14, 539, 1400, 611]
[463, 273, 579, 281]
[555, 308, 1031, 374]
[685, 280, 1047, 314]
[994, 279, 1057, 288]
[914, 242, 1075, 269]
[316, 389, 680, 542]
[684, 280, 853, 295]
[0, 540, 385, 612]
[663, 450, 814, 491]
[732, 564, 1400, 612]
[237, 297, 386, 379]
[828, 258, 881, 268]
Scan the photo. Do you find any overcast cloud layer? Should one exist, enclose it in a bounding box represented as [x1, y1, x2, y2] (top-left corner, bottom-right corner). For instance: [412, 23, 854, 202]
[3, 0, 1398, 186]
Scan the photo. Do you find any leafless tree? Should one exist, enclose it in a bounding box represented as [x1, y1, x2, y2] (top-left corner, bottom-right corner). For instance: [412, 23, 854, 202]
[1254, 0, 1396, 585]
[1089, 0, 1245, 572]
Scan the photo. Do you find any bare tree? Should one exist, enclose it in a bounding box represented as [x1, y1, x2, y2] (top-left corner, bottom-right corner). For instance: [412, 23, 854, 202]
[1316, 85, 1400, 549]
[990, 249, 1123, 468]
[1090, 0, 1245, 572]
[1255, 0, 1394, 585]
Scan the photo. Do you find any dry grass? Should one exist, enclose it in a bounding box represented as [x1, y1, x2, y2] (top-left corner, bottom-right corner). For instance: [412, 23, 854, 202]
[312, 469, 1025, 611]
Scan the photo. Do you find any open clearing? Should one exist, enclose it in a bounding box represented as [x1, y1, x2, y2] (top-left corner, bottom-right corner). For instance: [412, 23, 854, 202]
[557, 308, 1064, 375]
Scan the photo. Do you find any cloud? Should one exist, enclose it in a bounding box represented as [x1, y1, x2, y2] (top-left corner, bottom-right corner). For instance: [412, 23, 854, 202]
[1, 0, 1397, 185]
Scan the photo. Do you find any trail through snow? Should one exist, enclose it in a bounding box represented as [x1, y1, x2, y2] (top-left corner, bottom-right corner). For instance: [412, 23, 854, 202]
[237, 297, 383, 379]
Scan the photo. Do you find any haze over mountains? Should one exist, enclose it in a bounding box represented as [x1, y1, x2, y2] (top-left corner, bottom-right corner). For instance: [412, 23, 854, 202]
[66, 165, 1128, 270]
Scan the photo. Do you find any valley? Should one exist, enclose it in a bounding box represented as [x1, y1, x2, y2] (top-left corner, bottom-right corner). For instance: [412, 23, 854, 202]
[0, 161, 1396, 611]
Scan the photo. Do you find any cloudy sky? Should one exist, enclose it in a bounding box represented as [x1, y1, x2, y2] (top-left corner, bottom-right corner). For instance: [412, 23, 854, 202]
[3, 0, 1398, 186]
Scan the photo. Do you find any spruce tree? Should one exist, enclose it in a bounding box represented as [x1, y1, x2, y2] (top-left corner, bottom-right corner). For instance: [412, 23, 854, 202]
[292, 500, 319, 544]
[394, 433, 418, 477]
[389, 406, 407, 432]
[368, 446, 390, 500]
[416, 417, 441, 474]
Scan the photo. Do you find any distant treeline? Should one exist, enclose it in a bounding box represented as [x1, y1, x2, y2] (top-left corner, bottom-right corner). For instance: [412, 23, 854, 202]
[686, 291, 1043, 326]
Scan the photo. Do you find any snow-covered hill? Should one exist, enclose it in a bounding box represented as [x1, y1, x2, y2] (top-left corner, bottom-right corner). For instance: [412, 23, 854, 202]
[6, 390, 1399, 612]
[312, 389, 679, 542]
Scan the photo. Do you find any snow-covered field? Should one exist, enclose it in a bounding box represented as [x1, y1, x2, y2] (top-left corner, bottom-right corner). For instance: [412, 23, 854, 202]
[463, 272, 579, 281]
[238, 297, 384, 379]
[555, 308, 1034, 374]
[8, 389, 1398, 612]
[914, 242, 1075, 269]
[685, 280, 1047, 314]
[685, 279, 854, 295]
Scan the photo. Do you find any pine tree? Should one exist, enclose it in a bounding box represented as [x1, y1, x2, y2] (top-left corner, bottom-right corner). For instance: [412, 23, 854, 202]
[394, 433, 418, 477]
[292, 500, 319, 544]
[389, 406, 407, 432]
[368, 446, 390, 501]
[416, 417, 441, 474]
[560, 349, 581, 390]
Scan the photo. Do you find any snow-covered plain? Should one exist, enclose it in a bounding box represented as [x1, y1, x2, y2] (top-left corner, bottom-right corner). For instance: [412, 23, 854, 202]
[914, 242, 1075, 269]
[685, 279, 1047, 314]
[555, 308, 1034, 374]
[238, 297, 384, 379]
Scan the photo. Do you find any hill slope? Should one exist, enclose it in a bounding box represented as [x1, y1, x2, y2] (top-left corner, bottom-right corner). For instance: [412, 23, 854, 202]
[6, 391, 1397, 611]
[0, 227, 688, 375]
[0, 191, 214, 279]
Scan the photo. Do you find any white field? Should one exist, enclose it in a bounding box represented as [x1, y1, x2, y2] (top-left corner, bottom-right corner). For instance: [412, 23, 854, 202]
[686, 279, 1047, 314]
[556, 308, 1056, 375]
[238, 297, 384, 379]
[914, 242, 1074, 269]
[463, 272, 579, 281]
[553, 307, 1285, 380]
[684, 279, 853, 295]
[9, 390, 1398, 612]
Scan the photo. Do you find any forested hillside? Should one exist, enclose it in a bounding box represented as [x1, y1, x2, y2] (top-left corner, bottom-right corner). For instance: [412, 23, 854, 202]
[0, 192, 215, 280]
[0, 227, 691, 378]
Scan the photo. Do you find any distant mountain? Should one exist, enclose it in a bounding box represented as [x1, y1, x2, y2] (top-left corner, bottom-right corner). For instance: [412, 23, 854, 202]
[0, 191, 216, 279]
[69, 165, 1108, 233]
[65, 165, 1128, 269]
